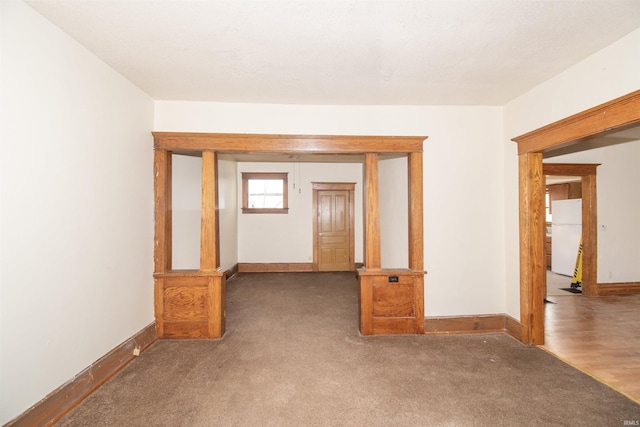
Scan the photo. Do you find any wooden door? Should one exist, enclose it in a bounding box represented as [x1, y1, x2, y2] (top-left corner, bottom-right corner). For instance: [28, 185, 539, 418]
[317, 190, 351, 271]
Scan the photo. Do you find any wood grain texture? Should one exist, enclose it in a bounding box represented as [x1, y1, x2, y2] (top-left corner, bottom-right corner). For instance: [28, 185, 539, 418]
[312, 183, 356, 272]
[154, 277, 165, 338]
[514, 92, 640, 347]
[595, 282, 640, 296]
[363, 153, 381, 269]
[425, 314, 522, 339]
[513, 89, 640, 154]
[518, 152, 546, 345]
[543, 163, 600, 176]
[425, 315, 505, 334]
[153, 132, 427, 154]
[163, 286, 209, 321]
[408, 152, 424, 271]
[543, 294, 640, 402]
[208, 275, 226, 338]
[358, 273, 374, 335]
[372, 283, 415, 317]
[153, 270, 226, 339]
[581, 174, 598, 296]
[153, 149, 172, 273]
[5, 323, 157, 427]
[358, 269, 425, 335]
[162, 321, 209, 339]
[200, 151, 218, 270]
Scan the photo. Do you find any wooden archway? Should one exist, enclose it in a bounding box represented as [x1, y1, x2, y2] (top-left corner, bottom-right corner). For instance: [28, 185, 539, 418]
[512, 90, 640, 345]
[152, 133, 427, 338]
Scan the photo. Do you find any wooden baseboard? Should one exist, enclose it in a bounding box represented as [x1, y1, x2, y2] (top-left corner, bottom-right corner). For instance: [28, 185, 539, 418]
[224, 263, 239, 280]
[6, 322, 157, 427]
[425, 314, 522, 341]
[595, 281, 640, 296]
[237, 263, 314, 273]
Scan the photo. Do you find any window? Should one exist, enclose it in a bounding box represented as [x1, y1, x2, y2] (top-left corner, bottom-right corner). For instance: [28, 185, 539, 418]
[242, 172, 289, 214]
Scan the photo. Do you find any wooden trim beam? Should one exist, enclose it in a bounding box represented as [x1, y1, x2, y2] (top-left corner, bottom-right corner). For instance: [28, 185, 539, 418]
[153, 132, 426, 154]
[363, 153, 381, 269]
[153, 149, 172, 273]
[513, 89, 640, 154]
[543, 163, 600, 176]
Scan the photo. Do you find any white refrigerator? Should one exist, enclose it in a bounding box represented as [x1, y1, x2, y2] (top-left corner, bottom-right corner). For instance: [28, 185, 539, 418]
[551, 199, 582, 276]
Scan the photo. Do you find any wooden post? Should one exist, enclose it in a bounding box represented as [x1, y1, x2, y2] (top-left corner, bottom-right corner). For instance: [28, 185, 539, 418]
[200, 151, 218, 271]
[408, 152, 424, 271]
[363, 153, 381, 269]
[153, 149, 172, 338]
[408, 152, 425, 334]
[154, 149, 172, 273]
[518, 152, 546, 345]
[581, 174, 598, 296]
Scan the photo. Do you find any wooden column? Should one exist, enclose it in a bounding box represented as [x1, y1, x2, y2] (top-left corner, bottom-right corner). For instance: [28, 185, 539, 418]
[363, 153, 381, 269]
[581, 174, 598, 296]
[200, 151, 218, 270]
[153, 149, 172, 338]
[518, 152, 546, 345]
[200, 151, 226, 338]
[408, 152, 425, 334]
[408, 152, 424, 271]
[153, 149, 172, 273]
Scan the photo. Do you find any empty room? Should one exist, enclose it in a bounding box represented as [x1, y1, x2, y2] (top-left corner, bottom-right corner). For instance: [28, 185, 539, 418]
[2, 1, 640, 426]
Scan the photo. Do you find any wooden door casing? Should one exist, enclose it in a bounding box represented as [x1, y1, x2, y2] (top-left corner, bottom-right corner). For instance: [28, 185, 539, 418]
[513, 89, 640, 345]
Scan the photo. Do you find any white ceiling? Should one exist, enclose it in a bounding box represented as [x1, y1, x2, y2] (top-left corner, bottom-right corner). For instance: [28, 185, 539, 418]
[25, 0, 640, 106]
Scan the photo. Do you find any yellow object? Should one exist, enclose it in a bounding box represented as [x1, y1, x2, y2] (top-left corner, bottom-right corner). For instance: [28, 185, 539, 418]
[571, 237, 583, 287]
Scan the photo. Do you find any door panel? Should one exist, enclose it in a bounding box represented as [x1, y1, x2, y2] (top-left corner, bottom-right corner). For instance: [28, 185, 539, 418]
[317, 190, 350, 271]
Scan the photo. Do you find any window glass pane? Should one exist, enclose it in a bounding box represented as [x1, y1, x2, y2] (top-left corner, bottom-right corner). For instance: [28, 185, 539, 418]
[247, 179, 283, 208]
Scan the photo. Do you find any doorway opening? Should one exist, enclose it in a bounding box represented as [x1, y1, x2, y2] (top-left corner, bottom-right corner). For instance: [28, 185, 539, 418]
[542, 164, 599, 302]
[513, 89, 640, 345]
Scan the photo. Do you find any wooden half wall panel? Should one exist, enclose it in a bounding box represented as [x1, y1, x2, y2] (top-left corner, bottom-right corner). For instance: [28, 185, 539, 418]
[358, 269, 425, 335]
[154, 271, 226, 339]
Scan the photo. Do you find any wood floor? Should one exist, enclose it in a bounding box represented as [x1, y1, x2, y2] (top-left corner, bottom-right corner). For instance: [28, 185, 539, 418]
[542, 293, 640, 403]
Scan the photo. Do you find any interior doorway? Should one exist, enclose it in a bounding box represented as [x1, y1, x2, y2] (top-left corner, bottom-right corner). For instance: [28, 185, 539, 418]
[543, 164, 599, 300]
[513, 89, 640, 345]
[312, 182, 355, 272]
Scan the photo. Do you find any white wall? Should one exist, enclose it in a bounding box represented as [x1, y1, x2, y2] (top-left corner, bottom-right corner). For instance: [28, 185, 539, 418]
[171, 156, 238, 270]
[218, 159, 238, 270]
[379, 156, 408, 268]
[155, 101, 505, 317]
[503, 28, 640, 318]
[237, 161, 363, 263]
[545, 141, 640, 283]
[171, 155, 202, 269]
[0, 1, 154, 424]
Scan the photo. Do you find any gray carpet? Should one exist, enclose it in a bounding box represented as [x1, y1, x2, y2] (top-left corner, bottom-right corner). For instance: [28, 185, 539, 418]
[57, 272, 640, 426]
